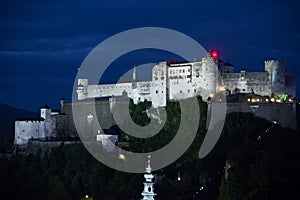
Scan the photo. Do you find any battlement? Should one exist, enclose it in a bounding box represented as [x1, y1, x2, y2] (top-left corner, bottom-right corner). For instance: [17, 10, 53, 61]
[202, 56, 215, 62]
[264, 60, 284, 64]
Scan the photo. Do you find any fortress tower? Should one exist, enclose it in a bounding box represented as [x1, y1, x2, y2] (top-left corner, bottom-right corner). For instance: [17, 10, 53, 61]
[40, 105, 52, 138]
[201, 54, 219, 99]
[265, 60, 286, 96]
[151, 62, 167, 107]
[77, 79, 88, 100]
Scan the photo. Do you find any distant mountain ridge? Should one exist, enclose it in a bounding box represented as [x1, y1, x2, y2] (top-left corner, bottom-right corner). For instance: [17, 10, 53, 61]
[0, 103, 38, 137]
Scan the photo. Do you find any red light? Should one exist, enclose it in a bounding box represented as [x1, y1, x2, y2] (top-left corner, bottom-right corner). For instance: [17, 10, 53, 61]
[211, 51, 218, 59]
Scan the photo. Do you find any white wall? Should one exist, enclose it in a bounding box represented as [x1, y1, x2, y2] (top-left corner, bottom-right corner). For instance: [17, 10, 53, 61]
[15, 120, 46, 145]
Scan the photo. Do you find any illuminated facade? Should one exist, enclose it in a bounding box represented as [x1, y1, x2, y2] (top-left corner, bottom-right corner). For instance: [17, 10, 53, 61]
[77, 52, 296, 107]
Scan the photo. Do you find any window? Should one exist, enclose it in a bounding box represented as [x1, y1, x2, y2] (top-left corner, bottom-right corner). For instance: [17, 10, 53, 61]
[194, 89, 196, 93]
[180, 90, 182, 93]
[156, 90, 158, 94]
[188, 89, 190, 92]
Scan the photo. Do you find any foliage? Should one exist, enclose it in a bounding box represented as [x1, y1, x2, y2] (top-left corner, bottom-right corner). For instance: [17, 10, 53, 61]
[0, 99, 300, 199]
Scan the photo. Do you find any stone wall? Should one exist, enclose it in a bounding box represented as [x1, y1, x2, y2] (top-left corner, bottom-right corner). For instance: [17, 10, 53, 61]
[211, 102, 298, 129]
[222, 72, 270, 96]
[15, 120, 46, 145]
[61, 101, 115, 137]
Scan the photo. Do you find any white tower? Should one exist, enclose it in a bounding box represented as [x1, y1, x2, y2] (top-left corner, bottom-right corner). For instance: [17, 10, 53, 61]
[133, 65, 137, 81]
[141, 155, 156, 200]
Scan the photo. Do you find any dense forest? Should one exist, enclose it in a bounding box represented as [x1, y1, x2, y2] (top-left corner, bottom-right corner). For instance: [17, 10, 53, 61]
[0, 98, 300, 200]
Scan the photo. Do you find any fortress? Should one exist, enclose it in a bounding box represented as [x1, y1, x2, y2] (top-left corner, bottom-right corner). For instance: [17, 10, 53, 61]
[77, 51, 296, 107]
[14, 51, 298, 149]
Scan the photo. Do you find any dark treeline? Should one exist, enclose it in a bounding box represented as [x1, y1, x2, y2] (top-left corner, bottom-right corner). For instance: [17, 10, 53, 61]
[0, 98, 300, 199]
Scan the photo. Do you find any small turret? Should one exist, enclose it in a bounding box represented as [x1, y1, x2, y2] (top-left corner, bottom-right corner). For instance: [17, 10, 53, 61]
[77, 79, 88, 100]
[60, 97, 66, 112]
[133, 65, 137, 81]
[132, 66, 137, 89]
[40, 104, 51, 120]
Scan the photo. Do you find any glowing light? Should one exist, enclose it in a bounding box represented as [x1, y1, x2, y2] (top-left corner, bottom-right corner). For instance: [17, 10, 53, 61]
[256, 99, 260, 102]
[271, 98, 275, 102]
[266, 99, 269, 102]
[211, 50, 218, 59]
[177, 176, 181, 181]
[119, 154, 126, 160]
[86, 195, 89, 199]
[247, 98, 251, 102]
[209, 94, 214, 98]
[219, 86, 226, 91]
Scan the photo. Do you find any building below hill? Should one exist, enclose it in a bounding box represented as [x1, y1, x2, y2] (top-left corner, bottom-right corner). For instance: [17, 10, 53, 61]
[14, 104, 67, 146]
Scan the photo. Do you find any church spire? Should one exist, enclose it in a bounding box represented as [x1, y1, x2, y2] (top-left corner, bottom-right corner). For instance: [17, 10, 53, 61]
[141, 155, 156, 200]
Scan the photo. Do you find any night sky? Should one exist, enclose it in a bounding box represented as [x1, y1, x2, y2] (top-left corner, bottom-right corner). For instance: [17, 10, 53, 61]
[1, 0, 300, 111]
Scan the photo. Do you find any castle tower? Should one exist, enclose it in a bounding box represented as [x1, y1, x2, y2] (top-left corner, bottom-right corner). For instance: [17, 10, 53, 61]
[132, 66, 137, 89]
[201, 54, 219, 99]
[264, 60, 285, 96]
[151, 62, 167, 107]
[133, 65, 137, 81]
[141, 155, 156, 200]
[40, 104, 52, 138]
[77, 79, 88, 100]
[60, 97, 66, 112]
[40, 104, 51, 120]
